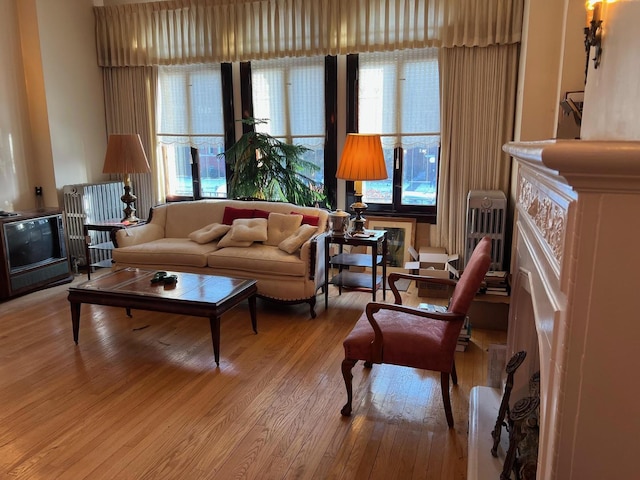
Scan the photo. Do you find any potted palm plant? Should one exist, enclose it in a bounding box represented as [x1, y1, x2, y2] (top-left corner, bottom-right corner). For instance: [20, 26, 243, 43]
[221, 118, 325, 207]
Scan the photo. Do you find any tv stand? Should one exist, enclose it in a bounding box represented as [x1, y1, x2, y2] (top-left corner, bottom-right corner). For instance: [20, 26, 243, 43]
[0, 209, 73, 300]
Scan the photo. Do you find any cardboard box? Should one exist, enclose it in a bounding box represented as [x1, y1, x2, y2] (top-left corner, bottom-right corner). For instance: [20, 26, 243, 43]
[405, 246, 459, 298]
[468, 294, 510, 331]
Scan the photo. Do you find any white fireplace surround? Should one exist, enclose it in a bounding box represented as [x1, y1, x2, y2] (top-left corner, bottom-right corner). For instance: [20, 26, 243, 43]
[469, 140, 640, 479]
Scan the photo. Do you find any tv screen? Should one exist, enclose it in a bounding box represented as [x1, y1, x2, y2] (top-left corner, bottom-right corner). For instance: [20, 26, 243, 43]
[4, 216, 64, 271]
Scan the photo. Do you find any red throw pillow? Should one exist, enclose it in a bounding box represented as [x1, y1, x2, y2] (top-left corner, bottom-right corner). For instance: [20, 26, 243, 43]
[222, 206, 255, 225]
[253, 209, 271, 219]
[291, 211, 320, 226]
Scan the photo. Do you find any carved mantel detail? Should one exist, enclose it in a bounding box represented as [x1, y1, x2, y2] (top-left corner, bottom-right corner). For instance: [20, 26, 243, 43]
[500, 139, 640, 480]
[517, 176, 565, 264]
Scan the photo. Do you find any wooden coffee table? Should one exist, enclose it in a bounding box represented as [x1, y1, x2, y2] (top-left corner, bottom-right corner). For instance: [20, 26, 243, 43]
[67, 268, 258, 366]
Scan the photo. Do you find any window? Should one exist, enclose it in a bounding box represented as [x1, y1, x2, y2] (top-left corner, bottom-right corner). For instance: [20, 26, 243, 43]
[156, 65, 228, 199]
[250, 56, 327, 202]
[350, 48, 440, 219]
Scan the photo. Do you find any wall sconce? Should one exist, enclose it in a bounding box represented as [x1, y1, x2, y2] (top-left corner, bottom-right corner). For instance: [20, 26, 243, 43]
[584, 1, 603, 80]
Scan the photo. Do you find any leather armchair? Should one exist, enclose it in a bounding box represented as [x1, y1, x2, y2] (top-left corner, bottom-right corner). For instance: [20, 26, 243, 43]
[340, 236, 492, 427]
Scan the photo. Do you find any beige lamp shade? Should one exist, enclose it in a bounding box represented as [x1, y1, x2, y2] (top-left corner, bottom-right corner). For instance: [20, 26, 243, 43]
[336, 134, 387, 181]
[102, 134, 151, 175]
[102, 134, 150, 224]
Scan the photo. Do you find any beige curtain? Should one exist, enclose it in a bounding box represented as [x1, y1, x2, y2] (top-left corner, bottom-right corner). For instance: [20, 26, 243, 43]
[96, 0, 522, 246]
[94, 0, 524, 66]
[435, 43, 518, 259]
[102, 66, 160, 217]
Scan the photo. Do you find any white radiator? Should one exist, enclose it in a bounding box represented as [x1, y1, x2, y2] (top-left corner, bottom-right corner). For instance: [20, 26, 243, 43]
[465, 190, 506, 271]
[63, 181, 124, 266]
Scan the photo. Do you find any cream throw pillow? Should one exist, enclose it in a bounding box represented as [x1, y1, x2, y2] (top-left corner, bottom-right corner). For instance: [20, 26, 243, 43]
[188, 223, 231, 244]
[229, 218, 268, 242]
[278, 224, 318, 254]
[218, 230, 253, 248]
[265, 212, 303, 246]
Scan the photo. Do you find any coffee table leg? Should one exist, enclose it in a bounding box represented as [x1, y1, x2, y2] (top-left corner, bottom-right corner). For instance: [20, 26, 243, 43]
[70, 301, 81, 344]
[209, 316, 220, 367]
[249, 295, 257, 334]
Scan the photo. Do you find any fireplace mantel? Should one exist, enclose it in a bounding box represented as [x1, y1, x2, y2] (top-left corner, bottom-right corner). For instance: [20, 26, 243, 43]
[497, 140, 640, 479]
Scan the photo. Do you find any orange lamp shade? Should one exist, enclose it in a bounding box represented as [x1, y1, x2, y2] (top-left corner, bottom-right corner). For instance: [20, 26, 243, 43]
[336, 134, 387, 181]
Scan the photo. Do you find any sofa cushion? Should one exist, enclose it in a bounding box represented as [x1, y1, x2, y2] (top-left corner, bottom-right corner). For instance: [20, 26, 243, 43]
[253, 209, 271, 219]
[291, 211, 320, 226]
[218, 230, 252, 248]
[222, 206, 255, 225]
[208, 243, 306, 277]
[265, 213, 303, 246]
[278, 224, 318, 254]
[188, 223, 231, 244]
[163, 201, 222, 238]
[229, 218, 268, 242]
[113, 238, 216, 267]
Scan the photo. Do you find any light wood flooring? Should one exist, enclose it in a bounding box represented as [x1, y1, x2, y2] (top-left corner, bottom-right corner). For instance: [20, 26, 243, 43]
[0, 272, 505, 479]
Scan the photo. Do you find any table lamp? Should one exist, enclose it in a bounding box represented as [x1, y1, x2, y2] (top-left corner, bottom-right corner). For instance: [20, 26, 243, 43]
[336, 134, 387, 234]
[102, 134, 151, 223]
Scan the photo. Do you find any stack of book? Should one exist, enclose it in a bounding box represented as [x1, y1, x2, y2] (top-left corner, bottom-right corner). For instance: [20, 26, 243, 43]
[417, 302, 447, 314]
[456, 316, 472, 351]
[418, 303, 471, 352]
[482, 270, 509, 296]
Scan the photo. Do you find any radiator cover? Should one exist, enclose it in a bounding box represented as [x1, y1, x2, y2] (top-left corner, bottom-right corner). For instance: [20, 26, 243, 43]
[465, 190, 506, 271]
[63, 181, 124, 267]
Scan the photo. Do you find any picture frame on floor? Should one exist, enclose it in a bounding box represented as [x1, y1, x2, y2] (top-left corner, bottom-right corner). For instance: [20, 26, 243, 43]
[365, 216, 416, 270]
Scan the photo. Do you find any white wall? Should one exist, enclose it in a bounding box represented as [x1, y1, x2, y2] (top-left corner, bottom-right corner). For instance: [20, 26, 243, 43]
[0, 0, 34, 211]
[33, 0, 108, 200]
[0, 0, 107, 211]
[17, 0, 58, 209]
[3, 0, 638, 212]
[514, 0, 566, 142]
[582, 0, 640, 140]
[516, 0, 640, 142]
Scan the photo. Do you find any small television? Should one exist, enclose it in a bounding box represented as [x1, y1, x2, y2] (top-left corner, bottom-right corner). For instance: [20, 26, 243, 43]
[0, 210, 72, 299]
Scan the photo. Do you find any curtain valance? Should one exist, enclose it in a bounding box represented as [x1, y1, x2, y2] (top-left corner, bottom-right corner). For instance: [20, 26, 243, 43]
[94, 0, 524, 67]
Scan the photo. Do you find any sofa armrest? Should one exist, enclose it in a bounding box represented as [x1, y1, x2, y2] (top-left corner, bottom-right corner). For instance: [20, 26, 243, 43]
[114, 223, 165, 248]
[302, 232, 326, 288]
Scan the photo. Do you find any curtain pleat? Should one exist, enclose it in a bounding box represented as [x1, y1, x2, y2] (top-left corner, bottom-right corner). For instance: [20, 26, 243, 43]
[102, 66, 160, 214]
[94, 0, 524, 67]
[96, 0, 521, 250]
[435, 43, 517, 259]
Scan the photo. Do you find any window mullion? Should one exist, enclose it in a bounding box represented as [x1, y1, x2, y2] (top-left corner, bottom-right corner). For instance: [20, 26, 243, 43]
[282, 68, 292, 144]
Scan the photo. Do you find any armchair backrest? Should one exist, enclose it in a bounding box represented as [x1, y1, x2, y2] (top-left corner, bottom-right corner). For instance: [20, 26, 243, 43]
[448, 236, 492, 315]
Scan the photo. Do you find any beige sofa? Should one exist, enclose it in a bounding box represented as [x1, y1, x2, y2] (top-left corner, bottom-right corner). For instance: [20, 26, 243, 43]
[112, 199, 329, 317]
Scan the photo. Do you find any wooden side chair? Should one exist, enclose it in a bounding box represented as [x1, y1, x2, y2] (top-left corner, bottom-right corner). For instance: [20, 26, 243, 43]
[340, 236, 492, 428]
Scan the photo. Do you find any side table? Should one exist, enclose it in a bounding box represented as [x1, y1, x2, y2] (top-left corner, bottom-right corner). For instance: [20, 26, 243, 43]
[324, 230, 387, 309]
[84, 219, 145, 279]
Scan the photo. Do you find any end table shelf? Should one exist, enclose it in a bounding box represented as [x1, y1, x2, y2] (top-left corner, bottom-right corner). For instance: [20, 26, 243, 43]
[324, 230, 388, 309]
[329, 271, 384, 291]
[88, 240, 116, 270]
[330, 252, 384, 267]
[84, 219, 145, 279]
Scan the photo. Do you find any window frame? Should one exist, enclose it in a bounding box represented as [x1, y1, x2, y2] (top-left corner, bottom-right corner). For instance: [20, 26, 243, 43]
[346, 53, 439, 223]
[158, 63, 236, 203]
[239, 57, 338, 209]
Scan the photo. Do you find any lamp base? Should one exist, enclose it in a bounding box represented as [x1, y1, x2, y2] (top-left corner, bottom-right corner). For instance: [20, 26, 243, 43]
[349, 196, 368, 235]
[121, 185, 140, 224]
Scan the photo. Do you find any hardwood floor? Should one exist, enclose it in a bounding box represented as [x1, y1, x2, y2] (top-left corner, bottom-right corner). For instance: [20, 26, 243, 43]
[0, 272, 506, 479]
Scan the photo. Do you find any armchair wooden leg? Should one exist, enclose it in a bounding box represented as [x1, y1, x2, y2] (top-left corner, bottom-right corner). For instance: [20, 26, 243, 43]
[341, 358, 357, 416]
[451, 361, 458, 385]
[441, 372, 454, 428]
